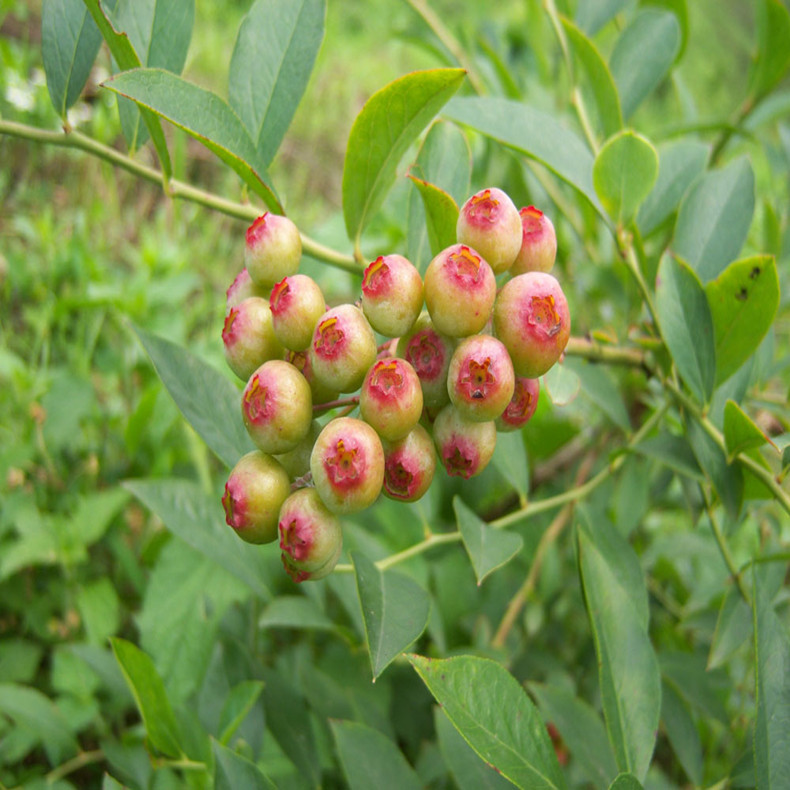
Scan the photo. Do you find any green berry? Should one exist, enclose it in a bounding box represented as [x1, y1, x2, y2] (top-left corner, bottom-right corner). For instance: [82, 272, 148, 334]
[361, 254, 424, 337]
[222, 296, 284, 381]
[456, 187, 522, 274]
[432, 404, 496, 479]
[269, 274, 326, 351]
[511, 206, 557, 275]
[360, 358, 423, 441]
[244, 212, 302, 288]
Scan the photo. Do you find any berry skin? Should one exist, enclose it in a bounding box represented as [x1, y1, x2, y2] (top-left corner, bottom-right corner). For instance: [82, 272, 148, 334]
[244, 213, 302, 288]
[396, 314, 455, 411]
[360, 358, 423, 441]
[496, 376, 540, 432]
[284, 349, 339, 406]
[493, 272, 571, 378]
[241, 360, 313, 454]
[222, 451, 291, 544]
[279, 488, 343, 582]
[225, 267, 269, 312]
[222, 296, 285, 381]
[456, 187, 523, 274]
[382, 424, 436, 502]
[447, 334, 515, 422]
[361, 254, 424, 337]
[274, 419, 322, 480]
[432, 404, 496, 479]
[308, 304, 377, 394]
[269, 274, 326, 351]
[511, 206, 557, 275]
[423, 244, 496, 337]
[310, 417, 385, 514]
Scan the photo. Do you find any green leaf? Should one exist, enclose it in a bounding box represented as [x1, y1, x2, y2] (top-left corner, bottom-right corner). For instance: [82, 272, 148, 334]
[408, 654, 566, 790]
[709, 585, 752, 669]
[76, 578, 121, 646]
[632, 432, 703, 481]
[454, 497, 523, 584]
[110, 637, 183, 759]
[530, 683, 617, 788]
[576, 0, 629, 35]
[642, 0, 689, 60]
[673, 157, 755, 283]
[492, 430, 530, 500]
[123, 478, 272, 600]
[133, 325, 252, 468]
[110, 0, 195, 152]
[42, 0, 102, 118]
[213, 738, 275, 790]
[406, 175, 459, 257]
[542, 362, 581, 406]
[331, 720, 423, 790]
[343, 68, 465, 243]
[566, 359, 631, 432]
[229, 0, 324, 167]
[434, 706, 516, 790]
[705, 255, 780, 384]
[578, 528, 661, 781]
[609, 9, 680, 120]
[561, 15, 623, 138]
[724, 400, 774, 462]
[637, 140, 709, 236]
[82, 0, 172, 176]
[258, 595, 335, 631]
[103, 68, 281, 211]
[444, 96, 603, 215]
[593, 130, 658, 224]
[753, 571, 790, 788]
[661, 681, 702, 785]
[748, 0, 790, 101]
[218, 681, 264, 745]
[609, 775, 643, 790]
[352, 551, 430, 679]
[655, 254, 716, 404]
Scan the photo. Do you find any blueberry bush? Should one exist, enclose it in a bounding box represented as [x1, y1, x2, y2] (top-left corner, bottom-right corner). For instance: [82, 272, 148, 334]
[1, 0, 789, 787]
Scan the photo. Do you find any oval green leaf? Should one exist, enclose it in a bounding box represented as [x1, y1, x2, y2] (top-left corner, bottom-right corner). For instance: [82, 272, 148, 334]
[593, 130, 658, 223]
[543, 362, 581, 406]
[576, 0, 629, 36]
[343, 68, 465, 244]
[609, 774, 644, 790]
[407, 174, 459, 257]
[724, 400, 775, 462]
[213, 739, 276, 790]
[258, 595, 335, 631]
[661, 682, 703, 785]
[749, 0, 790, 102]
[409, 654, 566, 790]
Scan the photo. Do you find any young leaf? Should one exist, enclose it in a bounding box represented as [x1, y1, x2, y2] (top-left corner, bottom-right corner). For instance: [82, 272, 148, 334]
[673, 157, 755, 283]
[454, 497, 523, 585]
[110, 637, 183, 759]
[407, 175, 459, 256]
[41, 0, 103, 119]
[103, 68, 281, 211]
[213, 738, 275, 790]
[609, 9, 680, 119]
[578, 528, 661, 782]
[133, 325, 253, 469]
[352, 552, 430, 679]
[543, 362, 581, 406]
[593, 130, 658, 224]
[705, 255, 779, 384]
[343, 69, 465, 244]
[748, 0, 790, 102]
[331, 720, 423, 790]
[655, 254, 716, 405]
[408, 654, 567, 790]
[724, 400, 775, 462]
[229, 0, 325, 167]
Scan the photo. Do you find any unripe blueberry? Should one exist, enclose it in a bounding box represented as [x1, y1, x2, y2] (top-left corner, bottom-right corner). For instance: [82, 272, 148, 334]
[382, 424, 436, 502]
[269, 274, 326, 351]
[308, 304, 377, 394]
[279, 488, 343, 583]
[222, 451, 290, 544]
[496, 376, 540, 432]
[225, 267, 268, 312]
[511, 206, 557, 275]
[360, 358, 423, 441]
[361, 255, 424, 337]
[244, 213, 302, 288]
[310, 417, 385, 514]
[456, 187, 522, 274]
[275, 419, 322, 480]
[396, 314, 455, 410]
[222, 297, 285, 381]
[493, 272, 571, 378]
[423, 244, 496, 337]
[432, 404, 496, 479]
[447, 334, 515, 422]
[284, 349, 339, 406]
[241, 360, 313, 454]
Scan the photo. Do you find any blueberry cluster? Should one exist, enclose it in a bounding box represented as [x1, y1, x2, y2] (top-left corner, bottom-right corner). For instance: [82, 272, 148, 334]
[220, 189, 570, 582]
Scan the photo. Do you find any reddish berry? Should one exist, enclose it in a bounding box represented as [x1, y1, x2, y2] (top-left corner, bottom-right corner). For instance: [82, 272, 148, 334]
[360, 358, 423, 442]
[447, 334, 515, 422]
[225, 267, 268, 312]
[241, 360, 313, 454]
[432, 404, 496, 479]
[361, 255, 424, 337]
[244, 212, 302, 288]
[493, 272, 571, 378]
[310, 417, 385, 514]
[382, 424, 436, 502]
[456, 187, 522, 274]
[269, 274, 326, 351]
[222, 451, 291, 544]
[396, 314, 455, 410]
[222, 296, 284, 381]
[279, 488, 343, 582]
[423, 244, 496, 337]
[496, 376, 540, 432]
[511, 206, 557, 275]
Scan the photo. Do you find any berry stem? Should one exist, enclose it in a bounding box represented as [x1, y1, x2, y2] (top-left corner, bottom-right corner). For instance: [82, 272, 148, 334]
[313, 395, 361, 414]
